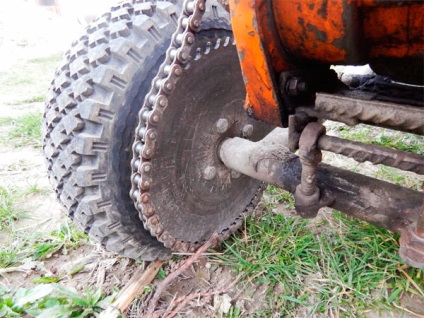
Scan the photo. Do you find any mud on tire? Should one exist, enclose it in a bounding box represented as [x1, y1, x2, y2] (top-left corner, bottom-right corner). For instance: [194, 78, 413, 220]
[42, 1, 188, 260]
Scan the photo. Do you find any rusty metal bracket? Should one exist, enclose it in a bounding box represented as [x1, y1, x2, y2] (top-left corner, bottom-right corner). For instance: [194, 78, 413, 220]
[399, 205, 424, 269]
[294, 122, 327, 218]
[287, 112, 310, 152]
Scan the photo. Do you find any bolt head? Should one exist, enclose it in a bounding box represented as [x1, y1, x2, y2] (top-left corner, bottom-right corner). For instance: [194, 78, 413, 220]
[203, 166, 216, 180]
[242, 124, 254, 137]
[215, 118, 229, 133]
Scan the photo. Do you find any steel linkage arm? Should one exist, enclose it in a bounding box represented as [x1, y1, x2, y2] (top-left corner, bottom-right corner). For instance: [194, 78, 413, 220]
[219, 128, 424, 268]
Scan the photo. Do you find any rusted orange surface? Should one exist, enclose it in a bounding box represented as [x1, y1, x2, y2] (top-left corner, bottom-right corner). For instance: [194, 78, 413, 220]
[273, 0, 350, 64]
[229, 0, 282, 127]
[362, 4, 424, 59]
[229, 0, 423, 126]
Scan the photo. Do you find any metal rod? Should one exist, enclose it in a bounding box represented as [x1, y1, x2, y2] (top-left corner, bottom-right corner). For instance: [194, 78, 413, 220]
[303, 93, 424, 135]
[219, 130, 424, 234]
[318, 135, 424, 175]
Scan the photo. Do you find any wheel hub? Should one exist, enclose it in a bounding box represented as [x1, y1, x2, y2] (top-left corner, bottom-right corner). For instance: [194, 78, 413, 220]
[130, 3, 272, 253]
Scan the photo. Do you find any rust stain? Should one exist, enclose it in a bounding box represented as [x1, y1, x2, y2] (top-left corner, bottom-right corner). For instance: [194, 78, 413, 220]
[229, 0, 282, 126]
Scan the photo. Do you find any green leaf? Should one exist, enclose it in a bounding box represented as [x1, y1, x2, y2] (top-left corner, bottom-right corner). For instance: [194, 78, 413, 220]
[96, 291, 118, 309]
[69, 264, 84, 276]
[53, 284, 87, 307]
[91, 289, 102, 305]
[387, 287, 403, 303]
[32, 276, 61, 284]
[35, 304, 70, 318]
[13, 284, 54, 308]
[33, 243, 60, 260]
[157, 268, 166, 279]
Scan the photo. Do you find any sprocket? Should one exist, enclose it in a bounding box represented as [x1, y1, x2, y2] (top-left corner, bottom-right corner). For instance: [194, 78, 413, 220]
[132, 25, 273, 252]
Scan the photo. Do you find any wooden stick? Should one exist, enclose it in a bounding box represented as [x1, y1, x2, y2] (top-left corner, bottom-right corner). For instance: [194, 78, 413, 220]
[100, 260, 164, 318]
[145, 234, 219, 318]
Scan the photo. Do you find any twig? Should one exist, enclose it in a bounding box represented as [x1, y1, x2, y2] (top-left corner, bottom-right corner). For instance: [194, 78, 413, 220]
[392, 302, 424, 318]
[172, 252, 223, 256]
[165, 274, 241, 318]
[145, 233, 219, 318]
[397, 264, 424, 297]
[100, 260, 163, 318]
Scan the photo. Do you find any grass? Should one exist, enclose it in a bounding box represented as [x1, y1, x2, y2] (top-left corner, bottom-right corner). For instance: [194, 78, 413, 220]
[0, 112, 42, 147]
[331, 122, 424, 156]
[0, 53, 61, 106]
[0, 221, 88, 268]
[219, 206, 423, 317]
[33, 223, 88, 260]
[0, 187, 24, 230]
[6, 95, 45, 106]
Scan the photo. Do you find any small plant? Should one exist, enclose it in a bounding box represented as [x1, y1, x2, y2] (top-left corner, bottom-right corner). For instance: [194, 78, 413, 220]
[23, 181, 48, 196]
[0, 186, 23, 229]
[33, 223, 88, 260]
[7, 112, 42, 146]
[0, 284, 116, 317]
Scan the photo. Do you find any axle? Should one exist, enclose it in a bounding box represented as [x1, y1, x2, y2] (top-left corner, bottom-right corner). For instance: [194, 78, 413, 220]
[219, 128, 424, 269]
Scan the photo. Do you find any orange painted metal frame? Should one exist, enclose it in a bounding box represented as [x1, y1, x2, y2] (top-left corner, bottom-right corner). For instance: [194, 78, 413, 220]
[229, 0, 284, 127]
[229, 0, 424, 127]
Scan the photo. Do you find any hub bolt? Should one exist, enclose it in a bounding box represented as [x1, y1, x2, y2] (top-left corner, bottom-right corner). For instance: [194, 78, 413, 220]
[203, 166, 216, 180]
[215, 118, 229, 133]
[242, 124, 253, 138]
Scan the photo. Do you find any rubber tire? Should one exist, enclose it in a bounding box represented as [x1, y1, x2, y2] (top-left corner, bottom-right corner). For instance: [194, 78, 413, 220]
[42, 1, 188, 261]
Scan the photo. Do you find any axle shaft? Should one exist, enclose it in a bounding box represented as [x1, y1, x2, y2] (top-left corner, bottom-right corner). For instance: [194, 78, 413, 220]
[219, 129, 424, 234]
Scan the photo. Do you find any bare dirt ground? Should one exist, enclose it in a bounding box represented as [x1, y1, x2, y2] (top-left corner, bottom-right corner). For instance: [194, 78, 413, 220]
[0, 1, 423, 318]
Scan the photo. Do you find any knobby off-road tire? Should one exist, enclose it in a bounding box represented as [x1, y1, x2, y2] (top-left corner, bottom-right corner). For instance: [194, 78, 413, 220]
[42, 1, 194, 260]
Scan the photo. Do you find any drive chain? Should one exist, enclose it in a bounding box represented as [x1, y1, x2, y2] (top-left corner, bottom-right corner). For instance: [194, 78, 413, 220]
[130, 0, 264, 253]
